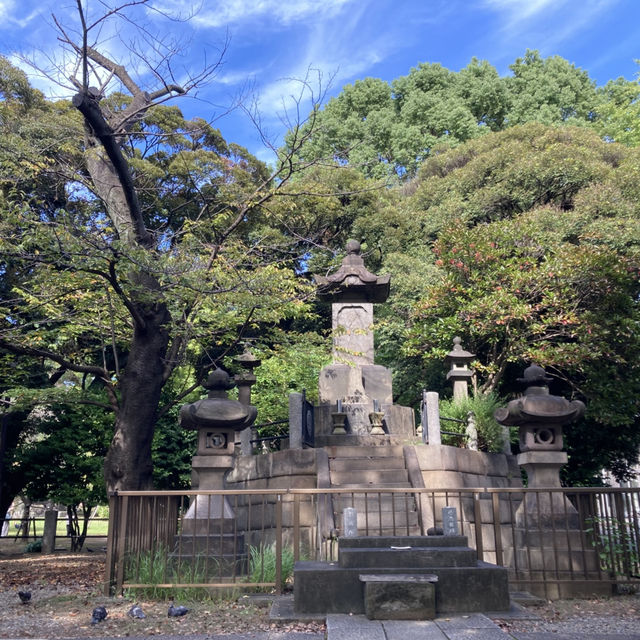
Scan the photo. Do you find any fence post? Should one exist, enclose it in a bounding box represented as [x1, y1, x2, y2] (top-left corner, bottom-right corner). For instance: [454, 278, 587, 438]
[115, 495, 129, 595]
[275, 494, 283, 595]
[104, 493, 118, 596]
[293, 493, 300, 562]
[41, 510, 57, 554]
[473, 494, 484, 561]
[289, 392, 303, 450]
[424, 391, 441, 445]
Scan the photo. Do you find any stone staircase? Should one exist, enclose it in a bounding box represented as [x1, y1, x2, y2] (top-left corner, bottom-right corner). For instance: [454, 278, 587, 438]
[325, 445, 422, 536]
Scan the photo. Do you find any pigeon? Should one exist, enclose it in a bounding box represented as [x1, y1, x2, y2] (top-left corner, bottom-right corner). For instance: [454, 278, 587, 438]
[128, 604, 146, 619]
[18, 591, 31, 604]
[90, 605, 108, 625]
[167, 602, 189, 617]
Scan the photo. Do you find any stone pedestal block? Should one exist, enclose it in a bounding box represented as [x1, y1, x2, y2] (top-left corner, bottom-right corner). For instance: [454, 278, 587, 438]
[360, 574, 437, 620]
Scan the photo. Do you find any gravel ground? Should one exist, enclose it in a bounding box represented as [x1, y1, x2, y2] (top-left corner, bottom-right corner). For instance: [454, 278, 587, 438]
[2, 547, 639, 638]
[494, 593, 640, 636]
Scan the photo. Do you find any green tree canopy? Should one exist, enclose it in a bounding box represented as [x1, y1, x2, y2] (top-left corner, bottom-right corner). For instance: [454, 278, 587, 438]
[0, 2, 327, 495]
[290, 50, 606, 179]
[399, 124, 640, 481]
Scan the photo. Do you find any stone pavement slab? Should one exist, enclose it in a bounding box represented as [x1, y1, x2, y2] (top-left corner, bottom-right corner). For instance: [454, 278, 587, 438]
[327, 614, 387, 640]
[382, 619, 448, 640]
[508, 635, 640, 640]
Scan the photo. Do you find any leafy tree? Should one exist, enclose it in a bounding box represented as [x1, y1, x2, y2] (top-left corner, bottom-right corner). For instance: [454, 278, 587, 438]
[0, 3, 326, 493]
[505, 50, 599, 125]
[596, 72, 640, 146]
[402, 124, 640, 481]
[290, 51, 605, 179]
[15, 402, 109, 550]
[251, 331, 330, 431]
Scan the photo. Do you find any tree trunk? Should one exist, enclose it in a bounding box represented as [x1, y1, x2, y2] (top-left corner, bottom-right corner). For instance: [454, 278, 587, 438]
[103, 295, 170, 492]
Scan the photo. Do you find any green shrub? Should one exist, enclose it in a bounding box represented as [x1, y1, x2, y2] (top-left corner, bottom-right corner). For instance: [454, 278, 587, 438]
[24, 539, 42, 553]
[438, 393, 506, 452]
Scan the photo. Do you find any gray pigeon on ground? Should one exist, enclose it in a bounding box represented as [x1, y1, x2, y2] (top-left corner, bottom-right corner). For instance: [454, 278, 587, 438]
[90, 605, 108, 625]
[128, 604, 146, 619]
[168, 602, 189, 617]
[18, 591, 31, 604]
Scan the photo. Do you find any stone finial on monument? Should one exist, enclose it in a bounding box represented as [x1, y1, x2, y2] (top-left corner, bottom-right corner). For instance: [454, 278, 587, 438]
[316, 240, 390, 367]
[446, 337, 475, 401]
[494, 364, 585, 527]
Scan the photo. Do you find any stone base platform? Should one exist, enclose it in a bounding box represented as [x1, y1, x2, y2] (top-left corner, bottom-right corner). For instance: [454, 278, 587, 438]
[360, 573, 438, 619]
[294, 535, 510, 616]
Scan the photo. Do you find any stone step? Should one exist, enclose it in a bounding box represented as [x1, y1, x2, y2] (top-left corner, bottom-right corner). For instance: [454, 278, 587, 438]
[336, 494, 418, 512]
[294, 562, 510, 615]
[329, 457, 406, 471]
[343, 526, 423, 538]
[325, 445, 406, 459]
[338, 546, 477, 569]
[335, 510, 420, 531]
[174, 533, 245, 557]
[333, 482, 412, 490]
[330, 469, 410, 486]
[339, 535, 469, 549]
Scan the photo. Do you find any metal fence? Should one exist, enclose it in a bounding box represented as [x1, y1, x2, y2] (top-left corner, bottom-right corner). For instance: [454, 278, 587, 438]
[104, 487, 640, 599]
[1, 517, 109, 542]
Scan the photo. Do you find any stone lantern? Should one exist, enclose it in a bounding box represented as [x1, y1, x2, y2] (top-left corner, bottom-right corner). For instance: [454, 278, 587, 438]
[494, 364, 584, 527]
[445, 337, 475, 401]
[179, 369, 257, 538]
[234, 343, 261, 406]
[233, 344, 261, 455]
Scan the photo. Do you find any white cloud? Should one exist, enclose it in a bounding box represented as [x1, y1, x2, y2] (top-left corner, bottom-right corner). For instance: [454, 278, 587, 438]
[477, 0, 620, 65]
[255, 0, 388, 110]
[481, 0, 561, 23]
[0, 0, 43, 29]
[151, 0, 354, 29]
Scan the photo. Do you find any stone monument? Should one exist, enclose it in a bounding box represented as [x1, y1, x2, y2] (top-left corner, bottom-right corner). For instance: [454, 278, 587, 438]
[493, 364, 605, 598]
[314, 240, 413, 437]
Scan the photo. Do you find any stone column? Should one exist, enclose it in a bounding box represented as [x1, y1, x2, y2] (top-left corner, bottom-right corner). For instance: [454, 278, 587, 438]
[289, 392, 304, 449]
[424, 391, 441, 445]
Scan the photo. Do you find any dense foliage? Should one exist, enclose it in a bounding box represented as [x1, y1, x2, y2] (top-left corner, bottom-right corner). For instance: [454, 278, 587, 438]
[3, 34, 640, 510]
[290, 50, 640, 180]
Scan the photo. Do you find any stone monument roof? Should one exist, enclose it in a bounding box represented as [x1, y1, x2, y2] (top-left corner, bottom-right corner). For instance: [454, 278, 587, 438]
[179, 369, 257, 430]
[315, 240, 390, 303]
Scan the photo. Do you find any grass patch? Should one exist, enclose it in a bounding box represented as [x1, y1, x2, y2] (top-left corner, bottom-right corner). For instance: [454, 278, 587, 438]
[124, 545, 213, 601]
[247, 543, 296, 591]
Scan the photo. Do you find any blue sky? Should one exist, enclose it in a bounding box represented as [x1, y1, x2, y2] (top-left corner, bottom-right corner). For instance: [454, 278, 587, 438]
[1, 0, 639, 163]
